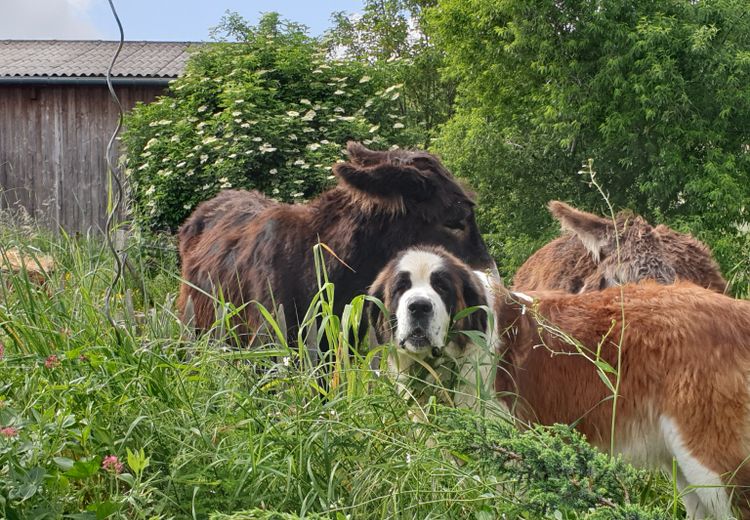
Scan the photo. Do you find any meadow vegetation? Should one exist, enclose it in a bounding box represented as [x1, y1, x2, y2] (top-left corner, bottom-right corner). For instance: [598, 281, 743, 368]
[0, 227, 679, 519]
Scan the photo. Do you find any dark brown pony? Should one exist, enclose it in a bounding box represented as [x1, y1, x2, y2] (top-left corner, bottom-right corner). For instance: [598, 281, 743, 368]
[177, 141, 495, 341]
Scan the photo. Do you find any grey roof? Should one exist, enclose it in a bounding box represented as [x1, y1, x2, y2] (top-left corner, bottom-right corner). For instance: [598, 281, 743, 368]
[0, 40, 200, 79]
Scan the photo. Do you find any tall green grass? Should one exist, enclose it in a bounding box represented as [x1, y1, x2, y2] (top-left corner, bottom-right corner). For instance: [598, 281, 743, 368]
[0, 228, 688, 519]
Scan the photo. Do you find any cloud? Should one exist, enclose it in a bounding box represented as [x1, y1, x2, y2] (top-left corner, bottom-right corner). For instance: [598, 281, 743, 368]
[0, 0, 102, 39]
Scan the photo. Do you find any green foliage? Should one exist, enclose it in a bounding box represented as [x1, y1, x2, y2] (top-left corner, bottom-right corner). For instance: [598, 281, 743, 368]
[122, 12, 411, 232]
[431, 408, 670, 519]
[0, 229, 678, 518]
[327, 0, 455, 147]
[428, 0, 750, 285]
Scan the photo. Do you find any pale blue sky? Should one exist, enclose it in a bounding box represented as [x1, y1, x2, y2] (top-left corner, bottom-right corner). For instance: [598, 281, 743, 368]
[1, 0, 364, 41]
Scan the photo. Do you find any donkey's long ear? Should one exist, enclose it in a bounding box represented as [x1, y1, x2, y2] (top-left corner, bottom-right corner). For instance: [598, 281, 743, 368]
[334, 143, 435, 200]
[548, 201, 612, 263]
[346, 141, 386, 166]
[334, 162, 434, 200]
[458, 269, 488, 334]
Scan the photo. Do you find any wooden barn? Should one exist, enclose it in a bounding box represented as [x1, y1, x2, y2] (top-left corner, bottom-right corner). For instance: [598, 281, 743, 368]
[0, 40, 196, 232]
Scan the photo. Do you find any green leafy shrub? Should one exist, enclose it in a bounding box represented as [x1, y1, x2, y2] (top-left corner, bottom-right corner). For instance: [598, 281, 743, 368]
[428, 0, 750, 289]
[122, 13, 412, 233]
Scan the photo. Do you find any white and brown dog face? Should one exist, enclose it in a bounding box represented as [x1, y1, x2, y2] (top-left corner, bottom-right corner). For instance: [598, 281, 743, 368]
[367, 246, 490, 359]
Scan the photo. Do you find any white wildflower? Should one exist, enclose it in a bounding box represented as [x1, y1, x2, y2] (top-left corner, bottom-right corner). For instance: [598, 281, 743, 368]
[293, 159, 306, 166]
[197, 105, 208, 112]
[393, 122, 405, 129]
[286, 110, 300, 117]
[301, 110, 316, 121]
[369, 125, 380, 133]
[333, 90, 345, 95]
[176, 161, 186, 168]
[252, 137, 262, 142]
[270, 168, 278, 174]
[308, 143, 321, 151]
[202, 136, 218, 145]
[300, 98, 311, 105]
[145, 185, 156, 196]
[292, 192, 304, 198]
[359, 75, 371, 83]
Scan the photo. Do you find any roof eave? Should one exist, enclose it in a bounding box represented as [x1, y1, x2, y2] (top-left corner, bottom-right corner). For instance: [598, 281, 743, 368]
[0, 76, 174, 87]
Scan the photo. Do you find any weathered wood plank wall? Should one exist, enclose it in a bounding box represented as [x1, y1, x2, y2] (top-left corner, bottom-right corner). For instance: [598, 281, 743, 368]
[0, 84, 163, 233]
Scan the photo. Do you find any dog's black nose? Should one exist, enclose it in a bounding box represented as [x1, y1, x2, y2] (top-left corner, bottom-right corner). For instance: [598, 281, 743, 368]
[408, 298, 433, 318]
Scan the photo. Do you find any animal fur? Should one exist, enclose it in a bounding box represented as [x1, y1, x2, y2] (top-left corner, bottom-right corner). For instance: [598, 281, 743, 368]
[368, 246, 499, 410]
[493, 281, 750, 518]
[513, 201, 727, 293]
[177, 142, 495, 342]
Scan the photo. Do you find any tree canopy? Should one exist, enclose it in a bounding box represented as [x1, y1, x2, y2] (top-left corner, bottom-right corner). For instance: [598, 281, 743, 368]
[428, 0, 750, 278]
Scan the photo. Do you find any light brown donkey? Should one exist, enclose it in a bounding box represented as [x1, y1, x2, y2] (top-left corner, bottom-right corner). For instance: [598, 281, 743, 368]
[512, 201, 726, 294]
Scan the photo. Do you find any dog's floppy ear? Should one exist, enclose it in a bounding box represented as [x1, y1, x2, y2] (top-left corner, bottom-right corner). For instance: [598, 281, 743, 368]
[458, 269, 488, 333]
[334, 143, 435, 201]
[365, 274, 390, 344]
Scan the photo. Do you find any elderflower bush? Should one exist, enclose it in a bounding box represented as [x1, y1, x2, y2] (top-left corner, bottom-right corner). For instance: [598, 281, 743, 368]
[122, 13, 412, 232]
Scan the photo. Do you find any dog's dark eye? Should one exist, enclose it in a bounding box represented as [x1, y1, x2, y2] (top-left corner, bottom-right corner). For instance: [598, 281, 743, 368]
[431, 276, 450, 294]
[394, 274, 411, 294]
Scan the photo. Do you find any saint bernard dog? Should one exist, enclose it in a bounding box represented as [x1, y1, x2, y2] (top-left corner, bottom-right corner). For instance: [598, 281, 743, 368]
[367, 245, 499, 409]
